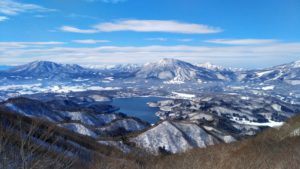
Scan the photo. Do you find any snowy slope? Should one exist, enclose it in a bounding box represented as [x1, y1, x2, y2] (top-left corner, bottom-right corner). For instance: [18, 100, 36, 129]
[241, 60, 300, 84]
[60, 123, 97, 138]
[136, 58, 224, 82]
[4, 61, 97, 80]
[132, 121, 220, 154]
[98, 118, 149, 135]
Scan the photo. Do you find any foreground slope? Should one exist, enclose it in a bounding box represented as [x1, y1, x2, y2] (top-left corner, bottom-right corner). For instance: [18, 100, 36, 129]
[2, 106, 300, 169]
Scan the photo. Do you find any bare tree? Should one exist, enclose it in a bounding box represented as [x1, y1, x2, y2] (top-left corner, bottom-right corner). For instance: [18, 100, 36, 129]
[0, 115, 77, 169]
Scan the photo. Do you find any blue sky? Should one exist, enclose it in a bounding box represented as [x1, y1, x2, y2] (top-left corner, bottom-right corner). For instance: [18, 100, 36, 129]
[0, 0, 300, 68]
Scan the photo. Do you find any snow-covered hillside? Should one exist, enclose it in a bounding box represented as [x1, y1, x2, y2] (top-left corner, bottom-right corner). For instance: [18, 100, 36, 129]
[136, 58, 226, 82]
[132, 121, 231, 154]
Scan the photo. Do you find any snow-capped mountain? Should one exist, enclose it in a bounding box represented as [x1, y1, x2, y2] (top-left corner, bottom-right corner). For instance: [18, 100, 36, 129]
[197, 62, 242, 71]
[136, 58, 222, 82]
[100, 64, 141, 78]
[3, 61, 97, 80]
[105, 64, 141, 72]
[241, 60, 300, 85]
[197, 62, 225, 71]
[0, 59, 299, 85]
[196, 62, 238, 81]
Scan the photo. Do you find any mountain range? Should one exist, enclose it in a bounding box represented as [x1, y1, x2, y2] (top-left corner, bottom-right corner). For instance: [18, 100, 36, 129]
[1, 58, 299, 85]
[1, 61, 97, 80]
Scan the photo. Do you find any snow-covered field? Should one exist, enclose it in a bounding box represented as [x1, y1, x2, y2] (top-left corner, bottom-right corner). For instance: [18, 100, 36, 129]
[231, 117, 284, 128]
[0, 84, 121, 96]
[171, 92, 195, 99]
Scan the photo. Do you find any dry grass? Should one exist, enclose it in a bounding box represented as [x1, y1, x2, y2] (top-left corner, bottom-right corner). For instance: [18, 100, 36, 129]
[0, 109, 126, 169]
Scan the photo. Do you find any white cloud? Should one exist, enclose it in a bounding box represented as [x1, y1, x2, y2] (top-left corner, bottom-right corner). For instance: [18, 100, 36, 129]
[61, 26, 98, 34]
[34, 15, 45, 18]
[177, 38, 193, 42]
[72, 39, 111, 44]
[0, 0, 56, 15]
[1, 42, 300, 68]
[95, 20, 222, 34]
[86, 0, 126, 3]
[146, 38, 194, 42]
[0, 16, 8, 22]
[101, 0, 126, 3]
[61, 19, 222, 34]
[206, 39, 278, 45]
[0, 41, 65, 48]
[146, 38, 168, 41]
[67, 13, 97, 20]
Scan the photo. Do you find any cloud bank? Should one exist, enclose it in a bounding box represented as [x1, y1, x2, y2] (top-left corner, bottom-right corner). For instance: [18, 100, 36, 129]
[0, 0, 56, 15]
[0, 16, 8, 22]
[72, 39, 111, 44]
[61, 26, 97, 34]
[0, 41, 65, 49]
[61, 20, 222, 34]
[206, 39, 278, 45]
[1, 41, 300, 68]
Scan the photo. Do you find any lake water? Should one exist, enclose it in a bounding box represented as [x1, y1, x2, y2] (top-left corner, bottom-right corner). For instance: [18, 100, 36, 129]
[112, 97, 165, 124]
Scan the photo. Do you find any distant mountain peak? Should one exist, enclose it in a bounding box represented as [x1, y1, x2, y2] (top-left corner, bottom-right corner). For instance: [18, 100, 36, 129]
[197, 62, 243, 72]
[10, 60, 61, 73]
[110, 63, 141, 69]
[136, 58, 223, 81]
[6, 60, 91, 80]
[197, 62, 223, 70]
[293, 60, 300, 68]
[30, 60, 56, 64]
[144, 58, 187, 66]
[157, 58, 180, 65]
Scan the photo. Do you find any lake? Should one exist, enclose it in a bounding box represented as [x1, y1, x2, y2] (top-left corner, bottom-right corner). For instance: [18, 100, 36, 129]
[112, 96, 165, 124]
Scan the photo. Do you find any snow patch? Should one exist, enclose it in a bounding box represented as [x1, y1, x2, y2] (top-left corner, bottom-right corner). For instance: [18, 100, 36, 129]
[231, 117, 284, 128]
[164, 80, 185, 84]
[60, 123, 97, 138]
[172, 92, 195, 99]
[262, 85, 275, 90]
[256, 70, 274, 77]
[286, 80, 300, 85]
